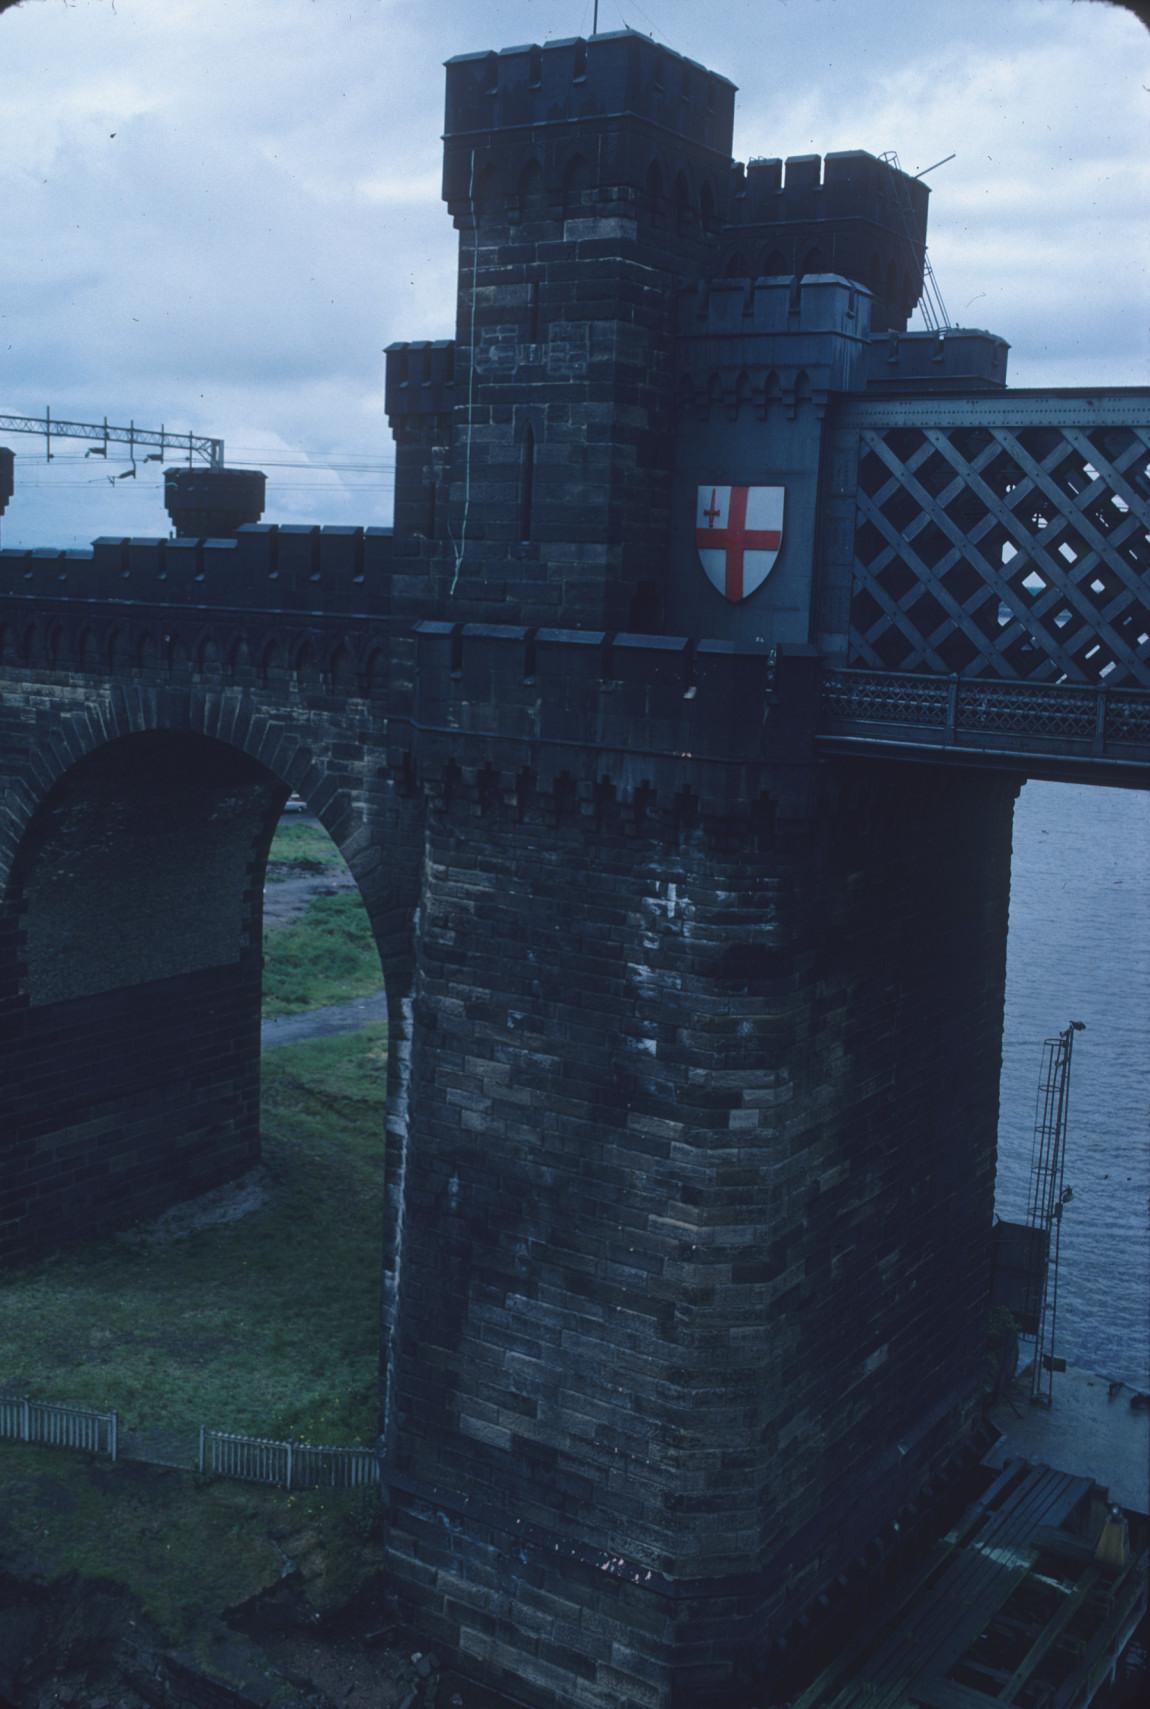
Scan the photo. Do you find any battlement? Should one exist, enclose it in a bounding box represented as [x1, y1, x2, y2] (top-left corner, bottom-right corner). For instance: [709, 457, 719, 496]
[411, 621, 821, 800]
[385, 341, 457, 420]
[444, 31, 735, 157]
[0, 524, 394, 616]
[732, 149, 928, 230]
[863, 329, 1010, 391]
[676, 273, 873, 338]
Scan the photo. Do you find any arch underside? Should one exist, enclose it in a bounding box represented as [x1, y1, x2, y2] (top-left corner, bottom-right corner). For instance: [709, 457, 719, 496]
[0, 696, 413, 1272]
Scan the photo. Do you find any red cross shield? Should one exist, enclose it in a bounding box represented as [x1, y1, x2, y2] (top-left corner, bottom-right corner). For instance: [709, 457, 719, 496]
[695, 485, 785, 602]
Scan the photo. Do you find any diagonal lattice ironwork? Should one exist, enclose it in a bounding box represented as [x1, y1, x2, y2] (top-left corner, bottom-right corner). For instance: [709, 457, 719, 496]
[830, 401, 1150, 688]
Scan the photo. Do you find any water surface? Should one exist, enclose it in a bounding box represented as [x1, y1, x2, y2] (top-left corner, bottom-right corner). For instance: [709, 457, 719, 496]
[998, 780, 1149, 1389]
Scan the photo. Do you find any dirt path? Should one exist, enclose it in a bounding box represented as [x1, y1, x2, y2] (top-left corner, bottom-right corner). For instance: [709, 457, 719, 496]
[263, 864, 356, 928]
[261, 991, 387, 1049]
[261, 825, 383, 1046]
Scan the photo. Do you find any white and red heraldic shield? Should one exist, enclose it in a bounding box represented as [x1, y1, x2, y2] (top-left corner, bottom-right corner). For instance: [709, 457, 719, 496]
[695, 485, 785, 602]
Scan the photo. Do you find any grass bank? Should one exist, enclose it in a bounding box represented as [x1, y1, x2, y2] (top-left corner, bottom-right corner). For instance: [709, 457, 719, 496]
[0, 1444, 381, 1648]
[262, 819, 384, 1018]
[265, 815, 345, 879]
[0, 1028, 388, 1447]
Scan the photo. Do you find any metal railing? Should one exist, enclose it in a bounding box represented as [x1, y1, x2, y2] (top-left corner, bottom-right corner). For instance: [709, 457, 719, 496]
[0, 1394, 118, 1460]
[199, 1427, 380, 1490]
[819, 666, 1150, 768]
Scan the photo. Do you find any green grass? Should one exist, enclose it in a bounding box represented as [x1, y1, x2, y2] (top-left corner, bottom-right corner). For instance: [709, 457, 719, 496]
[264, 816, 345, 880]
[262, 890, 384, 1017]
[0, 1028, 388, 1446]
[0, 1444, 383, 1645]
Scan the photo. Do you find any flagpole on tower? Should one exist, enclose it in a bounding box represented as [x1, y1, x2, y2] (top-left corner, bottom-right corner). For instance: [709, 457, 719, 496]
[592, 3, 599, 35]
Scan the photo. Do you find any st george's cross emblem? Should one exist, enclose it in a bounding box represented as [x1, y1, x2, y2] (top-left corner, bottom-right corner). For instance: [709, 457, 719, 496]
[695, 485, 785, 602]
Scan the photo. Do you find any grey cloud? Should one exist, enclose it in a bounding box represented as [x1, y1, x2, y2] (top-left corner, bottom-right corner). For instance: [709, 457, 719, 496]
[1, 0, 1145, 548]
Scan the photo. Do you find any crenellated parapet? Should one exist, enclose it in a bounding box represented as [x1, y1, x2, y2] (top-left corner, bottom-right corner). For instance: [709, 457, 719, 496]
[384, 340, 458, 424]
[407, 620, 820, 812]
[719, 150, 929, 333]
[0, 524, 394, 614]
[442, 31, 736, 230]
[675, 274, 873, 419]
[863, 327, 1009, 392]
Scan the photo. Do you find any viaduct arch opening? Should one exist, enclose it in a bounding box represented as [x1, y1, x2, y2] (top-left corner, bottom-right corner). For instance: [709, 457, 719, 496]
[0, 729, 392, 1273]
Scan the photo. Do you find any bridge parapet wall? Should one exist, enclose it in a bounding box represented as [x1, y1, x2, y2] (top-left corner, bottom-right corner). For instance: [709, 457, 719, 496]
[0, 524, 395, 616]
[410, 620, 820, 810]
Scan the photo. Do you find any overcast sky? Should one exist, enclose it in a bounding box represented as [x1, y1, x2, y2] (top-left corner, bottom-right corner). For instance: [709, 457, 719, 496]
[1, 0, 1146, 548]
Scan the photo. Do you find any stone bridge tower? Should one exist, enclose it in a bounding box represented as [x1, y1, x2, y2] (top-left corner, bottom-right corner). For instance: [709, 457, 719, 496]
[3, 25, 1146, 1709]
[374, 31, 1019, 1708]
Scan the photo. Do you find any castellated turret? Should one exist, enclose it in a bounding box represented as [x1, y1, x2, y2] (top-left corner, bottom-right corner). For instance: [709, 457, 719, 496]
[386, 29, 1008, 642]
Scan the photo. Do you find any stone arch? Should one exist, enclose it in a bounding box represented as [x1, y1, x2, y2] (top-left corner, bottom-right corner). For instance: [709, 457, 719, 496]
[196, 630, 222, 673]
[562, 153, 593, 209]
[699, 179, 717, 232]
[363, 647, 385, 697]
[293, 636, 316, 679]
[792, 368, 813, 416]
[76, 626, 101, 672]
[227, 633, 252, 674]
[328, 641, 354, 694]
[800, 246, 825, 276]
[136, 630, 158, 671]
[674, 168, 691, 232]
[761, 249, 787, 276]
[518, 157, 545, 216]
[724, 252, 750, 277]
[260, 635, 287, 683]
[474, 162, 502, 217]
[0, 702, 416, 1276]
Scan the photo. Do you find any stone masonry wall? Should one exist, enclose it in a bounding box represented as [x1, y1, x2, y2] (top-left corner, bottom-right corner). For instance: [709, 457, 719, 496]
[0, 652, 419, 1268]
[1, 579, 1020, 1708]
[382, 756, 1019, 1707]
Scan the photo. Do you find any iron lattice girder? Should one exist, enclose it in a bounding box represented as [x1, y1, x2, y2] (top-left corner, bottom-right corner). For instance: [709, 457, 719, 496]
[822, 392, 1150, 688]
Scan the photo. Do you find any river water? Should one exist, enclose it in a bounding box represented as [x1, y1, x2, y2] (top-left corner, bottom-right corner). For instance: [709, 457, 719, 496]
[997, 779, 1149, 1390]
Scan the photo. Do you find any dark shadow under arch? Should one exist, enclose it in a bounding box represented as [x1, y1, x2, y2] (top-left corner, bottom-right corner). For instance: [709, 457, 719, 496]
[0, 724, 400, 1269]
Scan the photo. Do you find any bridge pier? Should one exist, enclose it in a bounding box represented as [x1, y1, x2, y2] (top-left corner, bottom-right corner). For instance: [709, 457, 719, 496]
[0, 731, 284, 1260]
[382, 754, 1020, 1707]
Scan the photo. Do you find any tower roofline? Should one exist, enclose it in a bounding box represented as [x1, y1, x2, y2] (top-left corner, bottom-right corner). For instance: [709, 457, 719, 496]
[445, 30, 737, 93]
[443, 30, 737, 159]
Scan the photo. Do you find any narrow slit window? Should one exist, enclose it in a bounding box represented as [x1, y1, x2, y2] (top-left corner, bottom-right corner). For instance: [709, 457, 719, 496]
[519, 425, 536, 542]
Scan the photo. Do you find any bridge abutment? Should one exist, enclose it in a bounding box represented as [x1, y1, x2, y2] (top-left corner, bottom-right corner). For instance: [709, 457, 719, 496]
[383, 755, 1019, 1706]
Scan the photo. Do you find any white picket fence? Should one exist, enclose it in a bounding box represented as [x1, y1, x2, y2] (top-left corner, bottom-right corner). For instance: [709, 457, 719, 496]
[0, 1392, 379, 1491]
[199, 1427, 380, 1490]
[0, 1394, 118, 1460]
